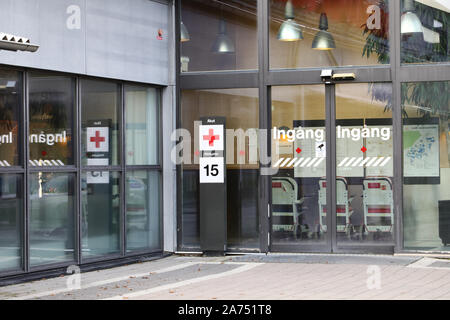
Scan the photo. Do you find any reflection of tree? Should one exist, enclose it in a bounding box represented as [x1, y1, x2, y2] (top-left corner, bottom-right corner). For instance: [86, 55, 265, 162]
[362, 1, 449, 163]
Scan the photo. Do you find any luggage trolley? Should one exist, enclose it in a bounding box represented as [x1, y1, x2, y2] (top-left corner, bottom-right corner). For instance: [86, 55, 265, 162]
[272, 177, 304, 239]
[318, 178, 354, 237]
[362, 177, 394, 240]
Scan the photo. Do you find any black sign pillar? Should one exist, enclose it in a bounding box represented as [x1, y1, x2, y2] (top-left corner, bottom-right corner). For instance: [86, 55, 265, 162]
[199, 117, 227, 254]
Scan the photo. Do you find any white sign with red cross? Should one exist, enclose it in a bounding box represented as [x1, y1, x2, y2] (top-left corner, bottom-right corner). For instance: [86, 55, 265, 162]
[87, 127, 109, 152]
[199, 125, 223, 151]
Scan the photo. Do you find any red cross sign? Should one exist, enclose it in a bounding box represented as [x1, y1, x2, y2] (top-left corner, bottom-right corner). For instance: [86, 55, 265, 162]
[90, 131, 106, 148]
[87, 127, 109, 152]
[199, 125, 224, 151]
[203, 129, 220, 147]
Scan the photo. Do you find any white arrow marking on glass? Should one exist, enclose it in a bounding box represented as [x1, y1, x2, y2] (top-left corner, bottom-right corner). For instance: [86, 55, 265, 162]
[57, 160, 64, 166]
[0, 161, 4, 167]
[314, 157, 325, 167]
[300, 158, 312, 168]
[307, 158, 318, 167]
[352, 157, 364, 167]
[372, 157, 385, 167]
[273, 158, 285, 168]
[51, 160, 60, 166]
[380, 157, 392, 167]
[4, 160, 10, 167]
[294, 158, 305, 167]
[338, 157, 349, 167]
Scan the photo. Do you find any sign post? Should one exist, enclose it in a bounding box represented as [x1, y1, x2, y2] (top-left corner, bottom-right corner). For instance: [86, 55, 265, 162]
[199, 117, 227, 254]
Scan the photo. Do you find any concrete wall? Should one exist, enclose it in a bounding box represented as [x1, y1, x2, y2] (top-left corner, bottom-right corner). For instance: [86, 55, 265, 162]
[0, 0, 170, 85]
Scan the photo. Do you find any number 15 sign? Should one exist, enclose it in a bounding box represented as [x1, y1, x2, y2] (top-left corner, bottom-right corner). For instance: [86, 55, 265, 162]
[200, 157, 224, 184]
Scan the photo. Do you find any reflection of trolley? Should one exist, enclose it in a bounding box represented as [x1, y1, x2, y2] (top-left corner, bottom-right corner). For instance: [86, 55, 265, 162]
[362, 177, 394, 239]
[318, 178, 354, 236]
[272, 177, 304, 239]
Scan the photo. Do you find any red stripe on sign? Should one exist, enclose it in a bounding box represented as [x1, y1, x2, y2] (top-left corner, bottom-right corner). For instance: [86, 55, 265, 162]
[368, 207, 391, 213]
[322, 182, 327, 188]
[337, 206, 346, 213]
[368, 183, 381, 189]
[272, 182, 282, 188]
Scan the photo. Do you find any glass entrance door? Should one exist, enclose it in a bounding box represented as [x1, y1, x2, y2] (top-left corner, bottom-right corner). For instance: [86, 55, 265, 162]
[270, 82, 394, 253]
[271, 85, 331, 252]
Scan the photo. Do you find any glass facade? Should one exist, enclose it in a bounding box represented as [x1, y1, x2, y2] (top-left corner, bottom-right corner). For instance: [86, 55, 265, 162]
[81, 80, 120, 167]
[29, 73, 75, 167]
[0, 174, 23, 272]
[401, 0, 449, 64]
[335, 83, 394, 245]
[0, 70, 22, 167]
[180, 0, 258, 72]
[403, 81, 450, 251]
[180, 89, 260, 250]
[0, 67, 162, 278]
[125, 86, 159, 166]
[270, 0, 390, 69]
[177, 1, 449, 255]
[126, 170, 161, 252]
[30, 172, 76, 266]
[271, 85, 327, 246]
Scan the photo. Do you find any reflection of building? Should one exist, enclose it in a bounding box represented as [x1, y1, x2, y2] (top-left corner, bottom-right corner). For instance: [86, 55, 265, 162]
[0, 0, 449, 284]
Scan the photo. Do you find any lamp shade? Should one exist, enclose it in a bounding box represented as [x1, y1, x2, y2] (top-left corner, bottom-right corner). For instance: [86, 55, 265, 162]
[180, 21, 190, 42]
[312, 13, 335, 50]
[277, 0, 303, 41]
[401, 0, 423, 34]
[278, 19, 303, 41]
[401, 12, 423, 34]
[212, 19, 235, 53]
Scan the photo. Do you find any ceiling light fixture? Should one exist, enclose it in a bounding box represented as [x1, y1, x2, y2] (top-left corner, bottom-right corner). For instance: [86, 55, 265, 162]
[401, 0, 423, 34]
[277, 0, 303, 41]
[312, 13, 336, 51]
[180, 21, 190, 42]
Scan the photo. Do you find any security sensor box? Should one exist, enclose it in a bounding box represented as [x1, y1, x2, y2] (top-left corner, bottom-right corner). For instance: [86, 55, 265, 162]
[321, 69, 333, 83]
[332, 73, 356, 81]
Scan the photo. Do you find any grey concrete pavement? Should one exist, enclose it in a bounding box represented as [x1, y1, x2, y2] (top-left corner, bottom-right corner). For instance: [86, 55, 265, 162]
[1, 254, 450, 300]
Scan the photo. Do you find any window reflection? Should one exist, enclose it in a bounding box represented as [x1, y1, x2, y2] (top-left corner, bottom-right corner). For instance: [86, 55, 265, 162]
[30, 173, 75, 266]
[270, 0, 390, 69]
[125, 86, 159, 166]
[0, 70, 21, 167]
[81, 80, 120, 167]
[126, 171, 161, 252]
[0, 174, 22, 272]
[403, 81, 450, 251]
[181, 89, 260, 249]
[82, 172, 120, 258]
[29, 74, 75, 166]
[401, 0, 449, 64]
[181, 0, 258, 72]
